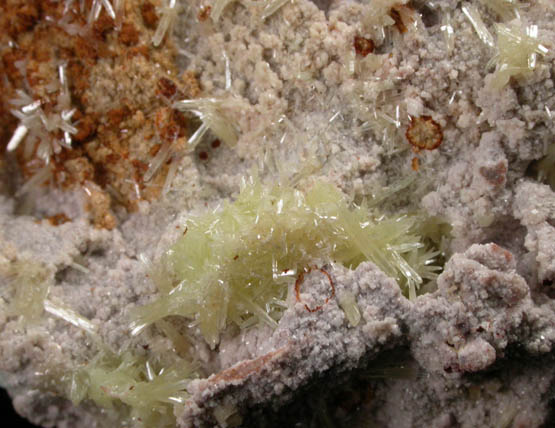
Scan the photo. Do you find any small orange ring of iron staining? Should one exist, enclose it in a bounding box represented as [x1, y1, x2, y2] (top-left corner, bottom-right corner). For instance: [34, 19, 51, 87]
[295, 265, 336, 313]
[405, 115, 443, 151]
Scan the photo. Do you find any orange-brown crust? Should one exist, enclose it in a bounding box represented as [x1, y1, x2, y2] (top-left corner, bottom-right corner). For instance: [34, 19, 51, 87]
[0, 0, 201, 228]
[411, 156, 420, 171]
[390, 5, 415, 34]
[141, 1, 159, 29]
[198, 5, 212, 22]
[354, 36, 375, 57]
[118, 22, 140, 46]
[210, 347, 289, 383]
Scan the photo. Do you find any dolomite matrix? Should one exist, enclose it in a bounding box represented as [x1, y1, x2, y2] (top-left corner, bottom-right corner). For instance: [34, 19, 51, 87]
[1, 0, 555, 427]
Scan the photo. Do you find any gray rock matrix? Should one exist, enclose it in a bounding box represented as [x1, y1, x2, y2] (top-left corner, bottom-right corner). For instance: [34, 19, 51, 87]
[1, 0, 555, 427]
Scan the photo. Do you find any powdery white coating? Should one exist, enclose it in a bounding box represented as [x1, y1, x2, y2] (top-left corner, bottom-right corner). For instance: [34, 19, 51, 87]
[514, 181, 555, 284]
[421, 131, 514, 252]
[180, 262, 409, 427]
[409, 243, 532, 375]
[370, 358, 555, 428]
[178, 243, 555, 426]
[457, 337, 496, 372]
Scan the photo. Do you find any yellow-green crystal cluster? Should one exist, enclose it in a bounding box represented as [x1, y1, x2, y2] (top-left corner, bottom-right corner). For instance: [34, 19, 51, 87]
[68, 351, 196, 428]
[489, 22, 548, 90]
[2, 260, 50, 325]
[131, 178, 442, 348]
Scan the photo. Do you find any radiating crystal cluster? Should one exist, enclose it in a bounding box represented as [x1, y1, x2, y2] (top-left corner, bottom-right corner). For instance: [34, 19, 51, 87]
[131, 178, 442, 348]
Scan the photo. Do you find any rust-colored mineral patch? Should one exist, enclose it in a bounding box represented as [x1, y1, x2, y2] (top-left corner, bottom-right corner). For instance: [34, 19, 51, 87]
[406, 115, 443, 151]
[119, 22, 140, 46]
[46, 213, 71, 226]
[479, 162, 507, 187]
[390, 5, 416, 34]
[411, 156, 420, 171]
[354, 36, 375, 57]
[141, 0, 159, 29]
[0, 0, 201, 228]
[210, 347, 289, 384]
[157, 77, 178, 98]
[198, 5, 212, 22]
